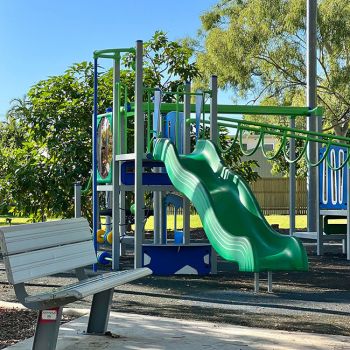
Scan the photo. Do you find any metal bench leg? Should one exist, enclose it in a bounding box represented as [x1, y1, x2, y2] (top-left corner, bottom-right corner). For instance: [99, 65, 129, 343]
[32, 307, 63, 350]
[87, 288, 114, 334]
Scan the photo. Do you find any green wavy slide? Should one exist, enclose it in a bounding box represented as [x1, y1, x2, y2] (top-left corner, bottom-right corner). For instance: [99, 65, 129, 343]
[153, 138, 308, 272]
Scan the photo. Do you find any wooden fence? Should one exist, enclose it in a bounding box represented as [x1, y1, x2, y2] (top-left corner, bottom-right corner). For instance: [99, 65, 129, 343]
[250, 178, 307, 215]
[166, 178, 307, 216]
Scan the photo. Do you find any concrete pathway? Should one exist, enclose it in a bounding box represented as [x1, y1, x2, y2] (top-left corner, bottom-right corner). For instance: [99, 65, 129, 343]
[6, 311, 350, 350]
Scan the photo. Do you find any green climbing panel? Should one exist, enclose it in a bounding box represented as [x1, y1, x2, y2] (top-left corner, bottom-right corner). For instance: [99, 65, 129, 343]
[153, 138, 308, 273]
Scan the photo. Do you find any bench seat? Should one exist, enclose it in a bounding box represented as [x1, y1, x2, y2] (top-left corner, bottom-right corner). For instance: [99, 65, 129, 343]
[0, 218, 152, 350]
[25, 268, 151, 304]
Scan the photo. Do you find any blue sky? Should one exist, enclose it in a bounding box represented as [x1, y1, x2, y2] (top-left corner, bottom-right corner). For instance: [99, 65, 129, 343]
[0, 0, 233, 119]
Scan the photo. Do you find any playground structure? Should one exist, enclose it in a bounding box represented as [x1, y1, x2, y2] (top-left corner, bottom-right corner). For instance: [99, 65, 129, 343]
[87, 40, 350, 283]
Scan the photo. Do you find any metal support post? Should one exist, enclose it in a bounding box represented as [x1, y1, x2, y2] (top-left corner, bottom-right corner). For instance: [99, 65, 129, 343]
[92, 58, 99, 264]
[210, 247, 218, 275]
[254, 273, 260, 293]
[119, 190, 126, 247]
[316, 143, 323, 255]
[183, 82, 191, 244]
[152, 167, 162, 244]
[153, 189, 161, 244]
[184, 82, 191, 154]
[347, 165, 350, 260]
[316, 111, 323, 255]
[154, 189, 164, 245]
[152, 88, 163, 245]
[306, 0, 318, 233]
[74, 182, 82, 219]
[134, 40, 144, 268]
[317, 208, 323, 255]
[112, 58, 121, 270]
[267, 271, 273, 293]
[105, 194, 111, 232]
[119, 100, 126, 254]
[289, 117, 296, 235]
[210, 75, 218, 144]
[209, 76, 218, 274]
[160, 192, 166, 244]
[105, 191, 112, 233]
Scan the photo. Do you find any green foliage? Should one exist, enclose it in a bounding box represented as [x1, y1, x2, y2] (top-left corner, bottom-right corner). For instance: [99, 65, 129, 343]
[196, 0, 350, 137]
[192, 126, 260, 183]
[220, 129, 260, 183]
[0, 30, 258, 220]
[0, 31, 200, 221]
[268, 138, 308, 177]
[2, 62, 95, 221]
[123, 31, 200, 102]
[243, 94, 308, 177]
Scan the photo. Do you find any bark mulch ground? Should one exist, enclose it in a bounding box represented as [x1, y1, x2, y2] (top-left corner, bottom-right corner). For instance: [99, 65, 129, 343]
[0, 308, 75, 350]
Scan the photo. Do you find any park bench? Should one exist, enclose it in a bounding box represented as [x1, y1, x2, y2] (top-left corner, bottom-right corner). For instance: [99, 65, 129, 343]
[0, 217, 152, 350]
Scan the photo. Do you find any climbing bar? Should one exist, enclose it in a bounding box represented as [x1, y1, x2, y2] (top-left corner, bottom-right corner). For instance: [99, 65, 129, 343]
[127, 103, 323, 116]
[239, 129, 264, 156]
[261, 131, 287, 160]
[283, 140, 309, 164]
[143, 87, 211, 98]
[305, 141, 331, 167]
[212, 105, 322, 116]
[215, 117, 350, 148]
[93, 48, 135, 59]
[216, 128, 239, 154]
[161, 91, 211, 97]
[187, 118, 350, 155]
[81, 175, 92, 195]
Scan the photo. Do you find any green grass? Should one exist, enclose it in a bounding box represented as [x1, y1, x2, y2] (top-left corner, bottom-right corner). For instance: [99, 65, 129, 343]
[142, 214, 307, 231]
[2, 214, 308, 230]
[0, 216, 61, 226]
[133, 215, 201, 232]
[0, 216, 32, 226]
[265, 215, 307, 229]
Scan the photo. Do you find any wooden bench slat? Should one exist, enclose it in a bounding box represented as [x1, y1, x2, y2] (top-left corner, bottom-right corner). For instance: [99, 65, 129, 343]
[0, 218, 91, 255]
[25, 268, 152, 303]
[4, 241, 96, 284]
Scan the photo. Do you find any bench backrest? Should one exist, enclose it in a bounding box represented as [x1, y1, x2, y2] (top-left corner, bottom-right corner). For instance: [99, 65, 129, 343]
[0, 218, 96, 285]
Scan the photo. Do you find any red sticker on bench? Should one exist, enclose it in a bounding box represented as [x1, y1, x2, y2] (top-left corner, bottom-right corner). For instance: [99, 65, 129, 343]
[39, 307, 60, 323]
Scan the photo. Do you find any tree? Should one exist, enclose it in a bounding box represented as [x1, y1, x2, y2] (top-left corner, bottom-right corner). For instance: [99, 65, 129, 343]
[122, 31, 200, 101]
[1, 31, 258, 220]
[0, 32, 202, 220]
[2, 63, 95, 221]
[193, 126, 259, 183]
[195, 0, 350, 137]
[219, 131, 260, 183]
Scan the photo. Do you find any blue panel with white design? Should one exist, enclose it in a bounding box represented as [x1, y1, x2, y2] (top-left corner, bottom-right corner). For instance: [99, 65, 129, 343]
[319, 146, 348, 210]
[142, 244, 211, 276]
